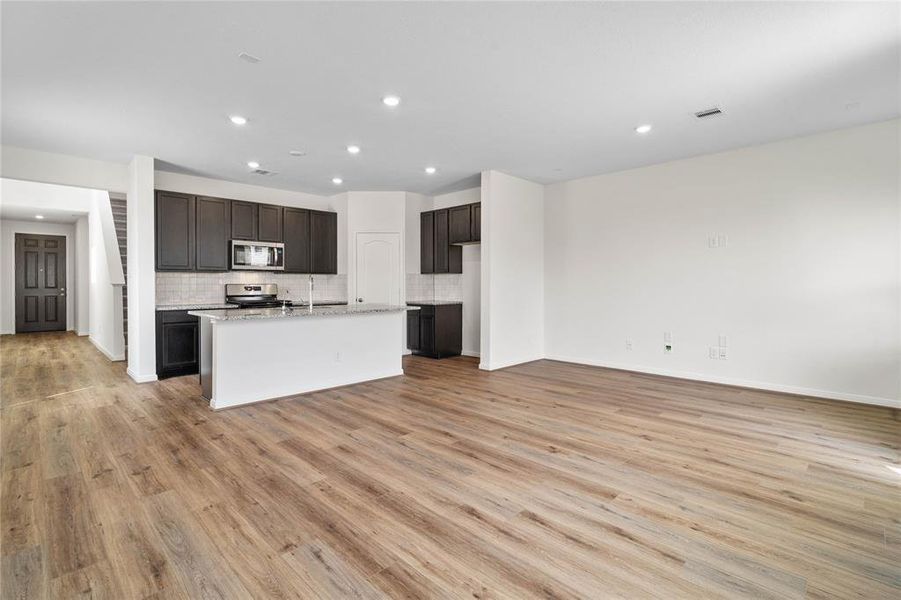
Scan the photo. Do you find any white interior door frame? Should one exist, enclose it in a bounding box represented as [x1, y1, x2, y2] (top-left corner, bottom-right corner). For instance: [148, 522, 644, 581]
[352, 231, 401, 305]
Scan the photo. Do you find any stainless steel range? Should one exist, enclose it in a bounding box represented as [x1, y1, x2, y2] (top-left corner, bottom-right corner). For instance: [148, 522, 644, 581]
[225, 283, 292, 309]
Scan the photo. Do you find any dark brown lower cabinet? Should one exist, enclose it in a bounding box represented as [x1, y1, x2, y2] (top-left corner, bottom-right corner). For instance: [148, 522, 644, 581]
[156, 310, 199, 379]
[407, 303, 462, 358]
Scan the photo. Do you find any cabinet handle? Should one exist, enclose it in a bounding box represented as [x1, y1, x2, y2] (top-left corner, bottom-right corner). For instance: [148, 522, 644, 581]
[357, 297, 363, 303]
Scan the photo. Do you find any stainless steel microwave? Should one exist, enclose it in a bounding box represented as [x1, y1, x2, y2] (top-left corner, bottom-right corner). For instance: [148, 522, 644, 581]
[230, 240, 285, 270]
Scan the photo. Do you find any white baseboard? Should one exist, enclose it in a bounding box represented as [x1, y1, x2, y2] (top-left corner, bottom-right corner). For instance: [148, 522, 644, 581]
[544, 354, 901, 409]
[462, 350, 481, 358]
[127, 368, 158, 384]
[89, 336, 125, 362]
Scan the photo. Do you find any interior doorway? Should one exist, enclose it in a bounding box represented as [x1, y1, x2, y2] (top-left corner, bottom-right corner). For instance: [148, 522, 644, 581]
[15, 233, 67, 332]
[354, 232, 400, 304]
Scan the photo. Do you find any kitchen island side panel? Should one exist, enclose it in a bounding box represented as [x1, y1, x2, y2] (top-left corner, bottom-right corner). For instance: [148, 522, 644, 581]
[208, 311, 404, 409]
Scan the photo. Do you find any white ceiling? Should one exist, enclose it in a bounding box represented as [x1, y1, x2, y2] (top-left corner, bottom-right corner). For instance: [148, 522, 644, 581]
[2, 2, 898, 196]
[0, 206, 84, 224]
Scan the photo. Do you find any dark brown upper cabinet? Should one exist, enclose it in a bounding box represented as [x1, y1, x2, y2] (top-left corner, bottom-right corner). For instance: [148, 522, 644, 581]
[257, 204, 284, 242]
[448, 205, 472, 244]
[310, 210, 338, 274]
[434, 209, 450, 273]
[420, 212, 435, 274]
[195, 196, 231, 271]
[283, 207, 311, 273]
[448, 203, 481, 244]
[155, 191, 195, 271]
[230, 200, 258, 240]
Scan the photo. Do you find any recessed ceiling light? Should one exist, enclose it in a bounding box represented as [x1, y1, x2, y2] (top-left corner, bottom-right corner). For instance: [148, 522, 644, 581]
[35, 215, 44, 220]
[247, 161, 260, 169]
[346, 145, 361, 155]
[230, 115, 248, 125]
[332, 177, 343, 185]
[288, 150, 306, 157]
[425, 166, 437, 175]
[635, 124, 652, 134]
[382, 95, 401, 107]
[237, 52, 261, 64]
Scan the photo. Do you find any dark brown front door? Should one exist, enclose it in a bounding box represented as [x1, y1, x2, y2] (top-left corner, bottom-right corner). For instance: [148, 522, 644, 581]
[15, 233, 66, 333]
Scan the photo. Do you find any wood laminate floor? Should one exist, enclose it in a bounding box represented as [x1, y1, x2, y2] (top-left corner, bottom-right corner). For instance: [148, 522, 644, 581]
[1, 332, 899, 599]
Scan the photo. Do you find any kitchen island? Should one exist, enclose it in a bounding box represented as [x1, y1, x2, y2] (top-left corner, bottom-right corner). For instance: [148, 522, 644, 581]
[189, 304, 412, 409]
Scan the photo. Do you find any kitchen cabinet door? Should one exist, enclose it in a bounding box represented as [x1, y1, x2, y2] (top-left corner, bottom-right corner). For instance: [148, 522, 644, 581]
[257, 204, 284, 242]
[156, 311, 199, 378]
[195, 196, 230, 271]
[406, 310, 421, 351]
[448, 205, 472, 244]
[155, 191, 195, 271]
[434, 209, 450, 273]
[283, 208, 311, 273]
[310, 210, 338, 274]
[230, 200, 258, 240]
[420, 212, 434, 273]
[471, 203, 481, 242]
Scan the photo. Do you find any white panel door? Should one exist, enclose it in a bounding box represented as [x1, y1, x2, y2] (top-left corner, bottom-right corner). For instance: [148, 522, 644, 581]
[354, 232, 400, 304]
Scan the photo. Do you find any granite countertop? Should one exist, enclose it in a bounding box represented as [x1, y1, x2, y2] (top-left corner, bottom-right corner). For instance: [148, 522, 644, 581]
[157, 300, 348, 311]
[407, 300, 463, 306]
[189, 303, 415, 321]
[157, 303, 236, 311]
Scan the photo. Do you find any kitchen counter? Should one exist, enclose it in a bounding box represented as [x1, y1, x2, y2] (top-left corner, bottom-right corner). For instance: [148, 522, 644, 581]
[158, 300, 348, 312]
[190, 303, 409, 409]
[407, 301, 463, 306]
[189, 303, 409, 321]
[157, 303, 236, 311]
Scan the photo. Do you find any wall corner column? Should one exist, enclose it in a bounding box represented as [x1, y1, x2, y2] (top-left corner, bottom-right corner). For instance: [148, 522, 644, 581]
[126, 155, 157, 382]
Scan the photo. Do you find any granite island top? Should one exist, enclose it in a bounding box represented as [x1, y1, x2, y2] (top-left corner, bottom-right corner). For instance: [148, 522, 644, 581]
[158, 300, 348, 311]
[407, 300, 463, 306]
[188, 303, 414, 321]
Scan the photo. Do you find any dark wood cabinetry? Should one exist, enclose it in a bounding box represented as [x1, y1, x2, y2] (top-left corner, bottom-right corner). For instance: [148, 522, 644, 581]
[420, 212, 435, 273]
[155, 190, 338, 274]
[257, 204, 284, 242]
[407, 303, 462, 358]
[449, 205, 472, 244]
[230, 200, 258, 240]
[420, 202, 479, 274]
[283, 208, 311, 273]
[155, 191, 195, 271]
[434, 209, 450, 273]
[156, 310, 199, 379]
[195, 196, 231, 271]
[310, 210, 338, 274]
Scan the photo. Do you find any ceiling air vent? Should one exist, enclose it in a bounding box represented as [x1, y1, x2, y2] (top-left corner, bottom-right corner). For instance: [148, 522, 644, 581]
[252, 169, 277, 176]
[694, 107, 723, 119]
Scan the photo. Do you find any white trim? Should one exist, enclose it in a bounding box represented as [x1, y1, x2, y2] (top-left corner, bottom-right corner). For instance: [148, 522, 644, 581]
[462, 350, 481, 358]
[90, 335, 125, 362]
[478, 355, 542, 371]
[126, 368, 158, 383]
[544, 354, 901, 409]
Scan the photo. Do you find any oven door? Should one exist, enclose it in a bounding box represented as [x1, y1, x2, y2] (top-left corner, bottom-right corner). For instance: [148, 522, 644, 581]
[231, 241, 285, 270]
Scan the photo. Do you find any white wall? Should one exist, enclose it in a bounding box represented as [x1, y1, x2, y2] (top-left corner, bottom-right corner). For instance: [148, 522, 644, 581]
[480, 171, 545, 370]
[544, 119, 900, 406]
[1, 146, 129, 193]
[75, 217, 89, 335]
[347, 191, 406, 304]
[127, 156, 156, 381]
[88, 192, 125, 360]
[0, 220, 77, 333]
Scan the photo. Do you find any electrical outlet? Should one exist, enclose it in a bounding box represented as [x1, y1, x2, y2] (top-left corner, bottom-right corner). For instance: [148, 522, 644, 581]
[718, 334, 728, 347]
[709, 346, 718, 359]
[718, 347, 728, 360]
[664, 344, 673, 354]
[625, 339, 633, 351]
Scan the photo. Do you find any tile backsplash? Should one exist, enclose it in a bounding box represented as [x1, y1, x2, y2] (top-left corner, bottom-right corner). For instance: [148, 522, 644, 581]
[406, 273, 463, 302]
[156, 272, 348, 305]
